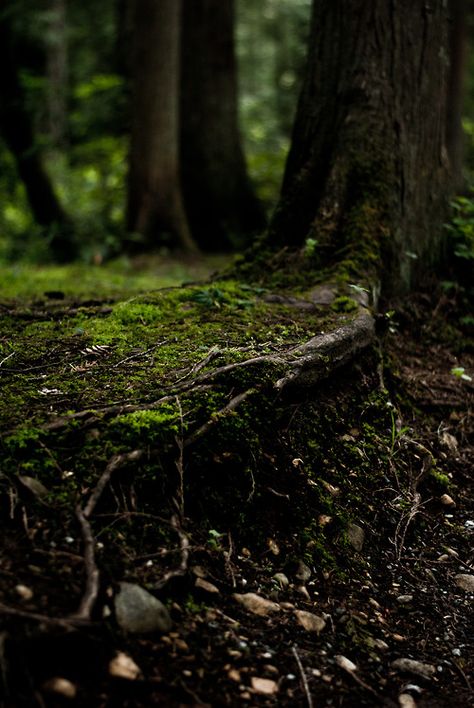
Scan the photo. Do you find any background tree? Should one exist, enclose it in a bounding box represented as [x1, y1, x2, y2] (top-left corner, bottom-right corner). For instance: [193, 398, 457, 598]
[126, 0, 196, 253]
[180, 0, 265, 251]
[269, 0, 451, 294]
[0, 1, 74, 261]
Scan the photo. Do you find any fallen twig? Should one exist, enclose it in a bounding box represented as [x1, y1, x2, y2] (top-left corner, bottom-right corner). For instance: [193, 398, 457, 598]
[84, 450, 143, 518]
[292, 645, 314, 708]
[184, 389, 256, 447]
[73, 505, 100, 620]
[0, 602, 92, 627]
[154, 515, 190, 589]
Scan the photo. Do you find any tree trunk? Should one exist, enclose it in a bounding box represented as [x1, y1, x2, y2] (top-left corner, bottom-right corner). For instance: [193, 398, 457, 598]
[0, 5, 74, 261]
[46, 0, 68, 150]
[446, 0, 467, 191]
[180, 0, 265, 251]
[269, 1, 451, 294]
[126, 0, 197, 253]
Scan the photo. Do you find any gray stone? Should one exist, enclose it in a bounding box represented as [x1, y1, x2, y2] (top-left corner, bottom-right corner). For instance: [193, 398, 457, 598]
[347, 523, 365, 551]
[454, 574, 474, 593]
[114, 582, 172, 634]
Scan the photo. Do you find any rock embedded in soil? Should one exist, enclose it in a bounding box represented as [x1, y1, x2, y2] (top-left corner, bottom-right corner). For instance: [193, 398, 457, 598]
[454, 574, 474, 592]
[347, 523, 365, 551]
[233, 592, 280, 616]
[295, 610, 326, 633]
[250, 677, 279, 695]
[42, 677, 77, 699]
[109, 652, 142, 680]
[391, 658, 436, 680]
[114, 582, 172, 634]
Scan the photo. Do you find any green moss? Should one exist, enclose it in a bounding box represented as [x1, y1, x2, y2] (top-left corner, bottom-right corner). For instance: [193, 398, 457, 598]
[331, 295, 358, 313]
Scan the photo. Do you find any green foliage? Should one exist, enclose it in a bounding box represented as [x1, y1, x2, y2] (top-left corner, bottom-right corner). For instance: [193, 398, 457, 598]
[445, 195, 474, 261]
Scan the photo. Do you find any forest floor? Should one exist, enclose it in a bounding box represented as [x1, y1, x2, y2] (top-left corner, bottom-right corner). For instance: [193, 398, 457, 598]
[0, 256, 473, 707]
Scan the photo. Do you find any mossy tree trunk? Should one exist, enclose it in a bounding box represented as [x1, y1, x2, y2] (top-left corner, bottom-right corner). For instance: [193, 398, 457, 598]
[126, 0, 197, 253]
[269, 0, 452, 294]
[180, 0, 265, 251]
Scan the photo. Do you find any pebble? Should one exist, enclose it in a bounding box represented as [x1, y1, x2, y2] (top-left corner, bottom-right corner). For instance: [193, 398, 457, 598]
[347, 523, 365, 551]
[454, 574, 474, 592]
[440, 494, 455, 507]
[233, 593, 280, 616]
[295, 610, 326, 634]
[396, 595, 414, 604]
[15, 584, 33, 601]
[114, 582, 172, 634]
[398, 694, 417, 708]
[42, 677, 77, 699]
[195, 578, 220, 594]
[250, 677, 278, 695]
[335, 655, 357, 673]
[273, 572, 289, 589]
[109, 652, 141, 680]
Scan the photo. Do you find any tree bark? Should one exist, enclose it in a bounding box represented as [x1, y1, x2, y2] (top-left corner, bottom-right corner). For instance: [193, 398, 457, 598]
[46, 0, 69, 150]
[180, 0, 265, 251]
[446, 0, 467, 191]
[126, 0, 197, 253]
[0, 4, 74, 261]
[269, 0, 451, 294]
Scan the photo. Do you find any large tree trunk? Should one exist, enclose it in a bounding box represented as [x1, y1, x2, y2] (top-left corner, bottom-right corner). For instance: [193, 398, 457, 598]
[269, 1, 451, 294]
[0, 4, 74, 261]
[126, 0, 196, 253]
[446, 0, 467, 191]
[180, 0, 265, 251]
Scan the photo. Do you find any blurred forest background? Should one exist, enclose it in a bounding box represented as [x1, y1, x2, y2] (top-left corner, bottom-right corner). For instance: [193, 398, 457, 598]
[0, 0, 473, 274]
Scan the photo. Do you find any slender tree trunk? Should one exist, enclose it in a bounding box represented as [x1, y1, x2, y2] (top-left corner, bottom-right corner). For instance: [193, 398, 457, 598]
[270, 1, 451, 294]
[0, 5, 74, 261]
[127, 0, 196, 253]
[46, 0, 68, 150]
[180, 0, 265, 251]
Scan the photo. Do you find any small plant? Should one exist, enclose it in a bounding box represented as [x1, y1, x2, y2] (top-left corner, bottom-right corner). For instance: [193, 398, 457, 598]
[451, 366, 472, 382]
[445, 195, 474, 261]
[207, 528, 225, 551]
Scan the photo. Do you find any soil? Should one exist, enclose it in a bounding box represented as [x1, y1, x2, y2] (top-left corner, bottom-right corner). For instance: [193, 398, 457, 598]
[0, 281, 473, 708]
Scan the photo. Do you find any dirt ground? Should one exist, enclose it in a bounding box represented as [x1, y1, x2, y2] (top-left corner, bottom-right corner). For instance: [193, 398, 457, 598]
[0, 285, 473, 708]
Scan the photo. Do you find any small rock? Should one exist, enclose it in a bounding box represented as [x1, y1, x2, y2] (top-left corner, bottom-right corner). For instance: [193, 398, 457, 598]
[195, 578, 219, 594]
[398, 694, 417, 708]
[373, 638, 389, 651]
[391, 658, 436, 680]
[250, 677, 279, 695]
[42, 677, 77, 699]
[294, 560, 311, 583]
[295, 585, 310, 600]
[273, 572, 290, 589]
[114, 582, 172, 634]
[396, 595, 414, 604]
[233, 593, 280, 616]
[191, 565, 208, 578]
[109, 652, 141, 680]
[267, 538, 280, 555]
[347, 523, 365, 551]
[335, 655, 357, 673]
[440, 494, 455, 507]
[15, 584, 33, 601]
[437, 554, 450, 562]
[295, 610, 326, 634]
[454, 574, 474, 592]
[228, 669, 241, 682]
